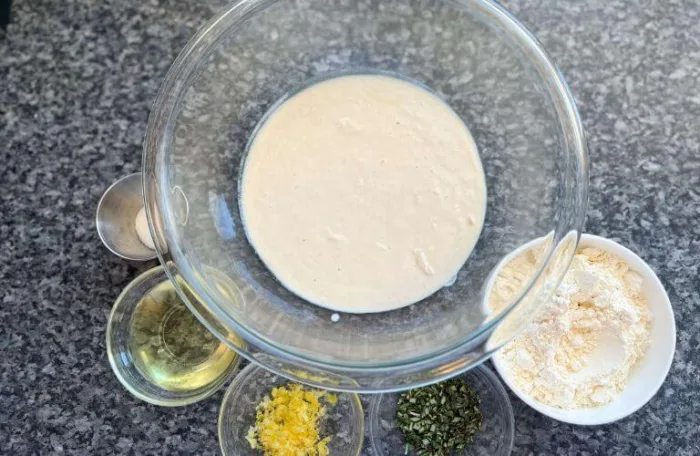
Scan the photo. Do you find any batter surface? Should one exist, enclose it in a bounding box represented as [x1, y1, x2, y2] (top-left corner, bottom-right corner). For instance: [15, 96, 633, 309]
[240, 74, 486, 313]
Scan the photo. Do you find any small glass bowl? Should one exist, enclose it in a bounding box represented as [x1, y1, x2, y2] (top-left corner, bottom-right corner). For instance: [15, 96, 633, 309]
[369, 364, 514, 456]
[218, 364, 364, 456]
[106, 266, 242, 406]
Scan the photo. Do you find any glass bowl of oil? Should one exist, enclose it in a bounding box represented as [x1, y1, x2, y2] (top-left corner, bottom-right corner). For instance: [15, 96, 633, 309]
[218, 363, 364, 456]
[106, 266, 242, 406]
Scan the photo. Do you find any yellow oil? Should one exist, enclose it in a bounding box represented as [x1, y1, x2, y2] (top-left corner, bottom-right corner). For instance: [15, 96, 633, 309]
[128, 280, 238, 392]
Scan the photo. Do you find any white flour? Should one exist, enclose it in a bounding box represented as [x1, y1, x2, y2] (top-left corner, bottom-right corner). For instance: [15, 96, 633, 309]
[491, 246, 652, 409]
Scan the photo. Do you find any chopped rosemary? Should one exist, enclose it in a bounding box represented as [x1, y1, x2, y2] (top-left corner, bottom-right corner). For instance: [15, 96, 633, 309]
[396, 378, 483, 455]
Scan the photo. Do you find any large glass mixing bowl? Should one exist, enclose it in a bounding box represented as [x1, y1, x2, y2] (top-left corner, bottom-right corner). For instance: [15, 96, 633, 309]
[143, 0, 588, 392]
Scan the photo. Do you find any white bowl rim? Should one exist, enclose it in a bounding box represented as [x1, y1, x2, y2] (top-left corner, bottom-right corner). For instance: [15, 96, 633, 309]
[492, 233, 676, 425]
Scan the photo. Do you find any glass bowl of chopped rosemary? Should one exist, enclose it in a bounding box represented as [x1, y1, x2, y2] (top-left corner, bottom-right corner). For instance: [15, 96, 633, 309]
[369, 364, 514, 456]
[218, 363, 364, 456]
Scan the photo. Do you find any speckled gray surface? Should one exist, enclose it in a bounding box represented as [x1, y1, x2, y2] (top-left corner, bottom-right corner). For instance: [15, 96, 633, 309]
[1, 0, 698, 454]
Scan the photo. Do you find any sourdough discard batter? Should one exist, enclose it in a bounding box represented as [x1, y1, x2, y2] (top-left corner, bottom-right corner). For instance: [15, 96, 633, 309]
[240, 75, 486, 313]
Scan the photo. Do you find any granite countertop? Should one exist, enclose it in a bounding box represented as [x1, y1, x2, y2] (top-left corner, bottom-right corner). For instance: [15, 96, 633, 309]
[2, 0, 699, 454]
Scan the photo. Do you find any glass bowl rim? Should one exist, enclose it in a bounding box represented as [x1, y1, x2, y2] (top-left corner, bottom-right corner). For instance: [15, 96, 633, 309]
[142, 0, 589, 391]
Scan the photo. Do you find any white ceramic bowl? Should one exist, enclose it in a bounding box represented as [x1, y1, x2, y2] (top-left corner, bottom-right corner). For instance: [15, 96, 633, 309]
[492, 234, 676, 425]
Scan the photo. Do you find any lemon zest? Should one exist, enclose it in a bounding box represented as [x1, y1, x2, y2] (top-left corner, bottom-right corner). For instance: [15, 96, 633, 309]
[247, 384, 337, 456]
